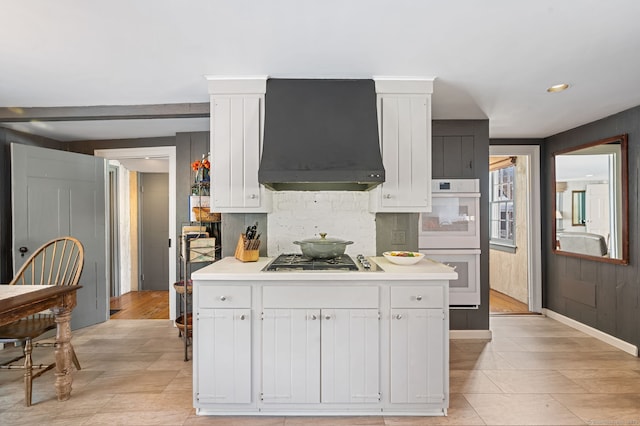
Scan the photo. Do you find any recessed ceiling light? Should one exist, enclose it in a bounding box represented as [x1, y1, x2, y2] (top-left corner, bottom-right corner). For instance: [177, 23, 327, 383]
[547, 83, 569, 93]
[144, 156, 150, 160]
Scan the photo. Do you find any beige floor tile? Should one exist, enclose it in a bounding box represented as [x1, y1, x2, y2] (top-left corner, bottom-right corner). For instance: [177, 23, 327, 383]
[509, 336, 622, 352]
[570, 377, 640, 394]
[284, 416, 385, 426]
[451, 336, 524, 352]
[464, 393, 585, 425]
[483, 370, 588, 393]
[2, 316, 638, 426]
[86, 409, 192, 425]
[184, 415, 286, 425]
[450, 349, 515, 371]
[449, 370, 503, 394]
[496, 349, 640, 370]
[558, 369, 640, 379]
[552, 393, 640, 424]
[384, 394, 485, 425]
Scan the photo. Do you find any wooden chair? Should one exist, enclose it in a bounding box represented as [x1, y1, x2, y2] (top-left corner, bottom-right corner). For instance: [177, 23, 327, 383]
[0, 236, 84, 406]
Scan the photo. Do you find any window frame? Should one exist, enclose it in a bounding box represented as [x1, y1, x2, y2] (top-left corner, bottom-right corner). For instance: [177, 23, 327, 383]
[489, 164, 516, 252]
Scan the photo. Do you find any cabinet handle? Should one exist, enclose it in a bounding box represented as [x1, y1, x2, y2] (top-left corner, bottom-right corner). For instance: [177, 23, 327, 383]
[219, 296, 226, 301]
[416, 295, 423, 301]
[240, 314, 246, 320]
[324, 315, 331, 320]
[310, 314, 317, 320]
[395, 314, 403, 320]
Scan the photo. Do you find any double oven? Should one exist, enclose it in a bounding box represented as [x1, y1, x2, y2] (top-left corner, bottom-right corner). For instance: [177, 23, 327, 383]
[419, 179, 481, 307]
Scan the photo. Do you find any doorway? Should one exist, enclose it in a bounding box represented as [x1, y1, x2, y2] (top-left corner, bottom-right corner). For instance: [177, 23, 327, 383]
[488, 145, 542, 314]
[94, 147, 178, 320]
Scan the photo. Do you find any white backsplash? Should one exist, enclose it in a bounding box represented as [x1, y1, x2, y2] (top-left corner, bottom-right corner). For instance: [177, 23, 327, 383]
[267, 191, 376, 257]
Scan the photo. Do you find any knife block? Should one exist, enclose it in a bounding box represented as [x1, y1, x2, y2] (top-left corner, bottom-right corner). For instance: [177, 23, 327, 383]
[234, 234, 260, 262]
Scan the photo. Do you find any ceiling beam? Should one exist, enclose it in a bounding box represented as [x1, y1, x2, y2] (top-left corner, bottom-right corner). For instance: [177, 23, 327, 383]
[0, 103, 210, 122]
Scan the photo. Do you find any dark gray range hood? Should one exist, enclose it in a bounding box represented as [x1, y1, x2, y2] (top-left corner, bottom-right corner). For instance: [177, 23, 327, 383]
[258, 79, 385, 191]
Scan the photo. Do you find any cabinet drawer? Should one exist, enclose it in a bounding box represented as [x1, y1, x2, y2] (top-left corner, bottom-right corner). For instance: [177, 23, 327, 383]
[199, 285, 251, 308]
[390, 286, 443, 308]
[263, 286, 378, 308]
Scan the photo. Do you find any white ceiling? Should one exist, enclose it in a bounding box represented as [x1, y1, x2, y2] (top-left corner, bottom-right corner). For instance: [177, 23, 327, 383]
[2, 0, 640, 142]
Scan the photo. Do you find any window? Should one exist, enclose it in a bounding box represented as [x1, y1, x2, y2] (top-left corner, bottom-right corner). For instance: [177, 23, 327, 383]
[490, 165, 516, 250]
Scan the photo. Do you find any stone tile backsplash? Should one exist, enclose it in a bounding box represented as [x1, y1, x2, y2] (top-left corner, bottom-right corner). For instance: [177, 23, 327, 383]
[267, 191, 376, 256]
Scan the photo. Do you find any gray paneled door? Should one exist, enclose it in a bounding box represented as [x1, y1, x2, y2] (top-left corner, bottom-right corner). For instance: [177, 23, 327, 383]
[11, 144, 108, 329]
[139, 173, 169, 291]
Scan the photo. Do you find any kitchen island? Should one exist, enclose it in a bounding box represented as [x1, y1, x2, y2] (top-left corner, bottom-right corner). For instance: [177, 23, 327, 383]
[191, 256, 457, 416]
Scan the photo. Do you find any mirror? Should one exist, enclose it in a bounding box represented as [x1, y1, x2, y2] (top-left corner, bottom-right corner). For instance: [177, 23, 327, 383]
[553, 134, 628, 264]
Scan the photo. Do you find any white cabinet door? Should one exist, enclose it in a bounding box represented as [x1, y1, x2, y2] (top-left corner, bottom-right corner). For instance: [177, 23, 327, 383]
[211, 94, 270, 212]
[390, 308, 445, 404]
[197, 308, 252, 404]
[262, 308, 379, 405]
[262, 309, 321, 404]
[321, 309, 380, 403]
[371, 94, 431, 212]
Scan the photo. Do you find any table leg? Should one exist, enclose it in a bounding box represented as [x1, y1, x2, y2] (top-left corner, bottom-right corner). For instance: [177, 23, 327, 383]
[52, 308, 73, 401]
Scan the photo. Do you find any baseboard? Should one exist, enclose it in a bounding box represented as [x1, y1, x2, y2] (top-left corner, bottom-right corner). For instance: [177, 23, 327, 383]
[543, 308, 638, 357]
[450, 329, 492, 340]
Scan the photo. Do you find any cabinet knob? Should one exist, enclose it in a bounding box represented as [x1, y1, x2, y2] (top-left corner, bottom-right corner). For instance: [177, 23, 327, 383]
[249, 194, 258, 199]
[416, 295, 423, 301]
[219, 296, 226, 301]
[395, 314, 403, 320]
[324, 315, 331, 320]
[383, 194, 392, 199]
[240, 314, 246, 320]
[310, 314, 317, 320]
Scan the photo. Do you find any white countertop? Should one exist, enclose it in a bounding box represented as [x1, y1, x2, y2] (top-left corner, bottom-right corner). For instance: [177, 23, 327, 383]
[191, 256, 457, 281]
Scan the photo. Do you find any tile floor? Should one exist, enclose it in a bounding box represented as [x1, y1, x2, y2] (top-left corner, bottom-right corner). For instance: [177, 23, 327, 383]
[1, 316, 640, 425]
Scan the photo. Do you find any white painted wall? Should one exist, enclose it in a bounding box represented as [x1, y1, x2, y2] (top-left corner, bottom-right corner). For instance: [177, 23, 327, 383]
[267, 191, 376, 257]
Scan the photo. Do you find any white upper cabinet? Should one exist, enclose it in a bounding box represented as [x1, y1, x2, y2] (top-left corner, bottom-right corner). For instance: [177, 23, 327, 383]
[207, 77, 272, 212]
[370, 78, 434, 213]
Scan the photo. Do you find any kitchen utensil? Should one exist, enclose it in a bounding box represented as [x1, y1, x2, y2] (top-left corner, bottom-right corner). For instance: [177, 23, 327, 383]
[293, 232, 353, 259]
[383, 251, 424, 265]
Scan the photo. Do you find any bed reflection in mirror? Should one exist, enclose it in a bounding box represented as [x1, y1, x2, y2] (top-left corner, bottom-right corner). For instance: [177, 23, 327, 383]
[553, 134, 628, 264]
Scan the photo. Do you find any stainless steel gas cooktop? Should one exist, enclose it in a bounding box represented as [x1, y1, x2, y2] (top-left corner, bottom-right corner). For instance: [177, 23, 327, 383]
[263, 254, 382, 272]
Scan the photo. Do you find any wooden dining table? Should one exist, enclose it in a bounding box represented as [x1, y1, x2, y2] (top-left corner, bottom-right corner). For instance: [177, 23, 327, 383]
[0, 284, 82, 402]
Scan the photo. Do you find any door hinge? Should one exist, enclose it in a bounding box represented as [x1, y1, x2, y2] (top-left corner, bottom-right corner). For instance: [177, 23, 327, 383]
[261, 312, 264, 320]
[378, 312, 381, 320]
[260, 392, 264, 401]
[140, 273, 145, 281]
[378, 392, 381, 401]
[168, 238, 171, 248]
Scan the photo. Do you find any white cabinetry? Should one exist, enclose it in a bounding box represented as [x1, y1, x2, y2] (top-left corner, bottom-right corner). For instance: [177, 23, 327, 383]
[370, 78, 434, 213]
[389, 286, 447, 405]
[207, 77, 271, 212]
[194, 285, 252, 405]
[192, 261, 450, 416]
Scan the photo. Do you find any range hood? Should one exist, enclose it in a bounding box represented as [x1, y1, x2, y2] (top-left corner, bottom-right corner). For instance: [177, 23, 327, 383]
[258, 79, 385, 191]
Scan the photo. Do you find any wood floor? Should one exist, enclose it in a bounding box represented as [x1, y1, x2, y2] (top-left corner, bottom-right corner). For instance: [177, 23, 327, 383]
[110, 291, 169, 319]
[489, 288, 531, 314]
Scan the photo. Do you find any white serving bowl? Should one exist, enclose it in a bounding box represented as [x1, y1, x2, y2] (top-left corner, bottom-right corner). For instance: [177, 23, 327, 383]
[383, 251, 424, 265]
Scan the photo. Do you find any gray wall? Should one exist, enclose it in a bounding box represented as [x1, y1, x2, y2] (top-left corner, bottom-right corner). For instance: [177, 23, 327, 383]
[0, 128, 65, 282]
[432, 120, 490, 330]
[67, 132, 210, 277]
[542, 105, 640, 350]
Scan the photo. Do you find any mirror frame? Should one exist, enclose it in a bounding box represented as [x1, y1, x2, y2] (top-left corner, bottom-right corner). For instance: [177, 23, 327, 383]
[552, 134, 629, 264]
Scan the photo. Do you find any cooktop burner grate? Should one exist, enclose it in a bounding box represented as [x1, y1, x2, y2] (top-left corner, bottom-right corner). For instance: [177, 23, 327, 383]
[264, 253, 359, 271]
